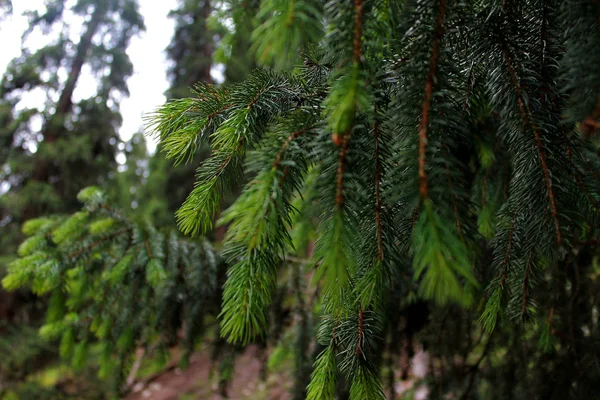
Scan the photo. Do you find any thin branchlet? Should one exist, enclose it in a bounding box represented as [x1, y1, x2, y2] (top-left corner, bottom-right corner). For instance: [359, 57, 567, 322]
[356, 307, 364, 357]
[353, 0, 363, 63]
[418, 0, 447, 200]
[502, 46, 562, 245]
[335, 131, 352, 207]
[273, 129, 307, 169]
[67, 228, 130, 259]
[499, 216, 516, 287]
[374, 121, 383, 261]
[521, 251, 533, 319]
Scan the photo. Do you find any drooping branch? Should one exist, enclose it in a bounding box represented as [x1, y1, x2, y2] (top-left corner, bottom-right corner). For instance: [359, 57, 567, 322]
[67, 227, 130, 259]
[503, 46, 562, 245]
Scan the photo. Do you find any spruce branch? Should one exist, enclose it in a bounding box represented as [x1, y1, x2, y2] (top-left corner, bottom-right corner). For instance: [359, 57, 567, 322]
[335, 130, 352, 208]
[502, 45, 562, 245]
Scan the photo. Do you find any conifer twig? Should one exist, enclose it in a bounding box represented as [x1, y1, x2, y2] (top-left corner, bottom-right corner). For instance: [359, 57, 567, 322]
[67, 228, 130, 259]
[335, 131, 352, 207]
[521, 251, 533, 319]
[353, 0, 363, 62]
[502, 46, 562, 245]
[273, 129, 307, 169]
[418, 0, 447, 200]
[374, 121, 383, 261]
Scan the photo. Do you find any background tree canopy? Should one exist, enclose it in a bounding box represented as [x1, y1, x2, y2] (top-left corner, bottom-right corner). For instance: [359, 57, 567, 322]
[1, 0, 600, 399]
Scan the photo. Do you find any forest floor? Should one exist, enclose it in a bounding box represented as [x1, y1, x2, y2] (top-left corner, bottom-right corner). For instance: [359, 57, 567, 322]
[124, 344, 429, 400]
[125, 345, 292, 400]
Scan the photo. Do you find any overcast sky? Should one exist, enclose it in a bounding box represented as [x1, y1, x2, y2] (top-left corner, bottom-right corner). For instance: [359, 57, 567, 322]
[0, 0, 178, 152]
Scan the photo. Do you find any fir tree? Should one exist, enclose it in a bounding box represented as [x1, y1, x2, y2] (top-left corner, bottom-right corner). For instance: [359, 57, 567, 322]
[0, 0, 144, 258]
[0, 1, 144, 395]
[141, 0, 219, 230]
[4, 0, 600, 399]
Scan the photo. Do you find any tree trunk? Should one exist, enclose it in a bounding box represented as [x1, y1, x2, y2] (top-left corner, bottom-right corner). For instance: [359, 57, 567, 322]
[197, 0, 213, 84]
[23, 2, 106, 221]
[43, 1, 106, 143]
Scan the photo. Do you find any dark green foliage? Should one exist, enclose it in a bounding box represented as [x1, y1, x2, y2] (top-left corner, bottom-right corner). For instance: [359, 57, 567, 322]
[0, 325, 56, 383]
[143, 0, 600, 398]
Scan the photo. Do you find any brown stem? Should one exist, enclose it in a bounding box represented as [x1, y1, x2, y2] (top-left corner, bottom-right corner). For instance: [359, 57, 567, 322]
[144, 239, 153, 259]
[356, 307, 364, 356]
[353, 0, 363, 63]
[67, 228, 130, 259]
[273, 130, 307, 169]
[335, 131, 352, 207]
[418, 0, 447, 200]
[206, 103, 233, 120]
[374, 121, 384, 261]
[503, 45, 562, 245]
[247, 87, 267, 109]
[521, 251, 532, 319]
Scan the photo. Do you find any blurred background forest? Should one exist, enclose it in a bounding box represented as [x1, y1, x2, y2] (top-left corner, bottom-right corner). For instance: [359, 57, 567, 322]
[0, 1, 265, 398]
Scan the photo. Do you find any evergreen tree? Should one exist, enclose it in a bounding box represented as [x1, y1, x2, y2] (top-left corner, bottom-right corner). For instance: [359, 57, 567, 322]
[218, 0, 260, 84]
[168, 0, 215, 98]
[5, 0, 600, 399]
[2, 187, 224, 395]
[146, 0, 257, 232]
[139, 0, 219, 230]
[0, 0, 144, 259]
[0, 1, 143, 396]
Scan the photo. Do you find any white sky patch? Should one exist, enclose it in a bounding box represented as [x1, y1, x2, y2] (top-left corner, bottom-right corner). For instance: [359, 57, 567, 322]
[121, 1, 177, 153]
[0, 0, 178, 154]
